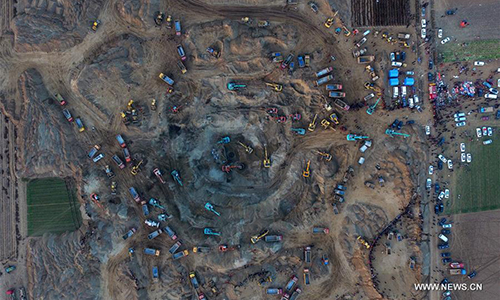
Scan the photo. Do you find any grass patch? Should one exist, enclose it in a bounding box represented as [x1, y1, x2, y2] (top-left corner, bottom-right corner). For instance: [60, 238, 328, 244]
[27, 178, 82, 236]
[447, 137, 500, 214]
[439, 39, 500, 63]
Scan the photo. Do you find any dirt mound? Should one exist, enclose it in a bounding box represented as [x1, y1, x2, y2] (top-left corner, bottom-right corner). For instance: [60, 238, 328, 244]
[115, 0, 161, 28]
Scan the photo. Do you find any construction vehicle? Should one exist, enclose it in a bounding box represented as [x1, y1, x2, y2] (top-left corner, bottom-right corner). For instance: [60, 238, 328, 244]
[304, 246, 312, 263]
[315, 67, 333, 78]
[326, 84, 342, 91]
[144, 248, 161, 256]
[159, 73, 175, 86]
[357, 236, 371, 249]
[54, 93, 67, 106]
[291, 128, 306, 135]
[128, 187, 141, 204]
[91, 20, 101, 31]
[280, 53, 294, 70]
[342, 26, 351, 36]
[193, 246, 211, 253]
[145, 219, 160, 228]
[177, 61, 187, 74]
[169, 242, 182, 254]
[152, 266, 159, 282]
[88, 145, 100, 159]
[154, 11, 165, 25]
[122, 228, 137, 240]
[346, 134, 369, 141]
[308, 114, 318, 132]
[204, 202, 220, 216]
[130, 160, 143, 175]
[258, 20, 270, 27]
[163, 226, 178, 240]
[174, 20, 181, 35]
[263, 146, 271, 168]
[251, 229, 269, 244]
[150, 99, 157, 111]
[315, 75, 333, 86]
[111, 181, 117, 195]
[304, 54, 310, 67]
[128, 247, 135, 258]
[171, 170, 183, 186]
[285, 275, 298, 292]
[217, 136, 230, 144]
[332, 203, 339, 214]
[303, 160, 311, 178]
[385, 129, 410, 138]
[149, 198, 165, 210]
[329, 113, 340, 125]
[206, 47, 221, 58]
[219, 244, 240, 252]
[271, 52, 283, 63]
[204, 228, 221, 236]
[449, 269, 467, 275]
[116, 134, 126, 148]
[123, 148, 131, 163]
[289, 288, 302, 300]
[189, 272, 200, 289]
[238, 141, 254, 154]
[153, 168, 166, 184]
[148, 229, 163, 240]
[316, 150, 332, 161]
[265, 82, 283, 92]
[334, 99, 350, 111]
[62, 109, 73, 122]
[303, 269, 311, 285]
[264, 235, 282, 242]
[366, 97, 381, 115]
[329, 91, 346, 98]
[158, 213, 172, 221]
[112, 155, 125, 169]
[320, 119, 331, 129]
[324, 17, 334, 28]
[172, 249, 189, 260]
[164, 14, 172, 28]
[227, 82, 246, 90]
[241, 17, 251, 23]
[266, 288, 283, 295]
[313, 227, 329, 234]
[105, 165, 115, 178]
[357, 55, 375, 64]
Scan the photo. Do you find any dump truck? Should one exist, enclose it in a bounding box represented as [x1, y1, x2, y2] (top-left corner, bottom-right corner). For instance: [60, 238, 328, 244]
[357, 55, 375, 64]
[123, 148, 131, 163]
[289, 288, 302, 300]
[116, 134, 126, 148]
[88, 145, 100, 158]
[334, 99, 350, 111]
[189, 272, 200, 288]
[62, 109, 73, 122]
[449, 269, 466, 275]
[153, 168, 166, 184]
[152, 266, 159, 282]
[177, 61, 187, 74]
[326, 84, 342, 91]
[148, 229, 163, 240]
[142, 203, 149, 216]
[332, 203, 339, 214]
[128, 187, 141, 203]
[266, 288, 283, 295]
[280, 53, 294, 70]
[264, 235, 283, 242]
[159, 73, 175, 86]
[313, 227, 329, 234]
[75, 117, 85, 132]
[163, 226, 178, 240]
[169, 241, 182, 254]
[112, 155, 125, 169]
[174, 20, 181, 35]
[173, 250, 189, 260]
[144, 248, 161, 256]
[329, 91, 346, 98]
[315, 75, 333, 86]
[285, 275, 298, 292]
[54, 93, 67, 106]
[145, 219, 160, 228]
[122, 227, 137, 240]
[304, 246, 311, 263]
[303, 268, 310, 285]
[193, 246, 211, 253]
[315, 67, 333, 78]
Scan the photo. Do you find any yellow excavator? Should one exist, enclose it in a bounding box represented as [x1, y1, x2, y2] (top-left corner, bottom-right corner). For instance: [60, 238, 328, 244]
[151, 99, 157, 111]
[263, 147, 271, 168]
[251, 229, 269, 244]
[308, 114, 318, 132]
[131, 160, 143, 176]
[265, 82, 283, 92]
[238, 141, 254, 154]
[303, 160, 311, 178]
[317, 151, 332, 161]
[320, 119, 331, 129]
[92, 20, 101, 31]
[357, 236, 371, 249]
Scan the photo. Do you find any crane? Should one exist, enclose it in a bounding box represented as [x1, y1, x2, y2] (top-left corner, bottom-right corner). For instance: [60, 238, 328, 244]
[263, 146, 271, 168]
[308, 114, 318, 132]
[303, 160, 311, 178]
[346, 134, 369, 141]
[385, 129, 410, 138]
[366, 97, 381, 115]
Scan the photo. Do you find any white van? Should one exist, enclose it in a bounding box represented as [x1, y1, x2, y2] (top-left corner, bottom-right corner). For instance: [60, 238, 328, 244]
[414, 94, 419, 104]
[401, 86, 407, 97]
[438, 234, 449, 243]
[485, 93, 498, 99]
[393, 86, 399, 98]
[391, 61, 403, 67]
[409, 97, 414, 108]
[358, 157, 365, 165]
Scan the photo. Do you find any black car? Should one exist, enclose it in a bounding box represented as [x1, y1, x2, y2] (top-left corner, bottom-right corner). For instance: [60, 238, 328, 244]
[438, 160, 443, 170]
[434, 204, 441, 215]
[441, 229, 451, 235]
[428, 72, 434, 82]
[401, 51, 406, 61]
[439, 218, 447, 226]
[438, 203, 444, 213]
[397, 121, 403, 130]
[438, 243, 449, 249]
[441, 252, 451, 257]
[429, 60, 434, 70]
[442, 258, 452, 263]
[440, 278, 449, 285]
[391, 119, 399, 128]
[468, 271, 476, 279]
[435, 183, 440, 194]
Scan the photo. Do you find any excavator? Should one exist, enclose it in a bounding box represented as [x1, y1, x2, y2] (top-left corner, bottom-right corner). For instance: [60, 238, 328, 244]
[357, 236, 371, 249]
[154, 12, 165, 26]
[251, 229, 269, 244]
[366, 97, 381, 115]
[151, 99, 157, 111]
[308, 114, 318, 132]
[320, 119, 331, 129]
[131, 160, 143, 175]
[238, 141, 254, 154]
[364, 82, 382, 96]
[263, 146, 271, 168]
[221, 164, 243, 173]
[265, 82, 283, 92]
[303, 160, 311, 178]
[92, 20, 101, 31]
[316, 151, 332, 161]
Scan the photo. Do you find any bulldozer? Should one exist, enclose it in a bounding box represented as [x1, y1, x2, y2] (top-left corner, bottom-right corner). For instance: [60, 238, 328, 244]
[238, 141, 254, 154]
[131, 160, 143, 176]
[265, 82, 283, 92]
[263, 146, 271, 168]
[303, 160, 311, 178]
[316, 151, 332, 161]
[308, 114, 318, 132]
[151, 99, 157, 111]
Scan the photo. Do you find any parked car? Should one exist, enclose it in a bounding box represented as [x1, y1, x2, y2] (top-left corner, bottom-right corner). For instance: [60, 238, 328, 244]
[466, 153, 472, 163]
[441, 229, 451, 235]
[460, 143, 465, 152]
[441, 252, 451, 257]
[442, 258, 452, 263]
[438, 28, 443, 38]
[428, 165, 434, 175]
[483, 139, 492, 145]
[468, 271, 477, 279]
[456, 122, 466, 127]
[482, 127, 488, 136]
[474, 61, 485, 66]
[487, 127, 493, 136]
[461, 153, 466, 162]
[426, 178, 432, 189]
[447, 160, 453, 169]
[476, 128, 482, 138]
[309, 2, 319, 13]
[442, 223, 452, 228]
[425, 125, 431, 135]
[441, 37, 451, 44]
[438, 244, 449, 249]
[444, 189, 450, 199]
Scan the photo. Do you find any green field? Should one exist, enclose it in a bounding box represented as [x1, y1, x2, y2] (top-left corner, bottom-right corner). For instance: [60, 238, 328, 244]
[440, 40, 500, 63]
[448, 138, 500, 214]
[27, 178, 82, 236]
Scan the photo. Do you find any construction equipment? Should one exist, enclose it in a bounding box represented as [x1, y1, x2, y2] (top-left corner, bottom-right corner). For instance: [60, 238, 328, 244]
[205, 202, 220, 216]
[329, 113, 340, 125]
[219, 244, 240, 252]
[151, 99, 157, 111]
[308, 114, 318, 132]
[251, 229, 269, 244]
[111, 181, 117, 195]
[346, 134, 369, 141]
[357, 236, 371, 249]
[149, 198, 165, 210]
[90, 193, 105, 210]
[303, 160, 311, 178]
[385, 129, 410, 138]
[131, 160, 143, 176]
[206, 47, 221, 58]
[258, 20, 270, 27]
[227, 82, 246, 90]
[342, 26, 351, 36]
[320, 119, 331, 129]
[217, 136, 231, 144]
[366, 97, 381, 115]
[291, 128, 306, 135]
[263, 146, 271, 168]
[265, 82, 283, 92]
[153, 168, 166, 184]
[92, 20, 101, 31]
[316, 151, 332, 161]
[54, 93, 67, 106]
[241, 17, 251, 23]
[334, 99, 350, 111]
[238, 141, 254, 154]
[165, 15, 172, 28]
[171, 170, 183, 186]
[154, 11, 165, 26]
[221, 164, 243, 173]
[203, 228, 221, 236]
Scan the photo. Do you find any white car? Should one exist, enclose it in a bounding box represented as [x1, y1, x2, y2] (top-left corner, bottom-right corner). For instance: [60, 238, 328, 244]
[474, 61, 485, 66]
[476, 127, 482, 138]
[448, 160, 453, 169]
[428, 165, 434, 175]
[455, 122, 466, 127]
[498, 78, 500, 88]
[467, 153, 472, 163]
[421, 28, 427, 39]
[425, 125, 431, 135]
[444, 189, 450, 199]
[438, 28, 443, 38]
[454, 112, 465, 118]
[93, 153, 104, 163]
[461, 153, 466, 162]
[426, 178, 432, 189]
[438, 154, 447, 163]
[438, 191, 445, 200]
[460, 143, 465, 152]
[487, 127, 493, 136]
[421, 19, 427, 28]
[441, 37, 451, 44]
[390, 52, 395, 61]
[454, 116, 466, 122]
[483, 139, 492, 145]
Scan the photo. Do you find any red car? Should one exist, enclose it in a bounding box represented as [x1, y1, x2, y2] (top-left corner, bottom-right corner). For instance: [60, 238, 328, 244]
[450, 262, 464, 269]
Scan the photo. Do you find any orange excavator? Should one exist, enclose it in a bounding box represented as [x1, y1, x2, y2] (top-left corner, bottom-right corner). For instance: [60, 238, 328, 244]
[221, 164, 243, 173]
